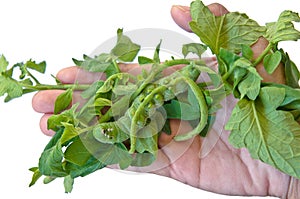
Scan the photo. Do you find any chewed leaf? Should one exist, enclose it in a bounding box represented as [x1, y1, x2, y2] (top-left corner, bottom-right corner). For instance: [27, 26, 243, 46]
[0, 76, 23, 102]
[226, 87, 300, 178]
[182, 43, 207, 58]
[25, 59, 46, 73]
[265, 10, 300, 43]
[190, 0, 265, 54]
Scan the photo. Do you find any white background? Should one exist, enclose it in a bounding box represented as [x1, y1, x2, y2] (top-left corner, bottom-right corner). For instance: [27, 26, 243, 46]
[0, 0, 299, 198]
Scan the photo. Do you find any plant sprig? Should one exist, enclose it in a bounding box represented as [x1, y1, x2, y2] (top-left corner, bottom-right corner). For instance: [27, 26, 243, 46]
[0, 0, 300, 193]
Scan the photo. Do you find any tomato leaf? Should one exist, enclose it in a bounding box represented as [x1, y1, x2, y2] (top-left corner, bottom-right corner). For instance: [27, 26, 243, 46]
[189, 0, 265, 54]
[265, 10, 300, 43]
[226, 87, 300, 178]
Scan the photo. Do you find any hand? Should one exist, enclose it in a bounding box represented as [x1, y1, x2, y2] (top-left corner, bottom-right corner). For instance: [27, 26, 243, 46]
[31, 3, 291, 198]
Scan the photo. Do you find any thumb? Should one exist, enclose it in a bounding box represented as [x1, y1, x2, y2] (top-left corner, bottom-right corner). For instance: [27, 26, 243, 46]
[170, 3, 229, 32]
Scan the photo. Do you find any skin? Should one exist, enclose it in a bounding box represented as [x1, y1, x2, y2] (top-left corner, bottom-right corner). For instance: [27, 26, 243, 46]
[32, 3, 291, 198]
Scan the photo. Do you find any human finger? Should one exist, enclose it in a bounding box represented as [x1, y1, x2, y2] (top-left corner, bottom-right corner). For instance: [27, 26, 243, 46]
[56, 66, 103, 84]
[170, 3, 229, 32]
[32, 90, 84, 113]
[39, 113, 55, 136]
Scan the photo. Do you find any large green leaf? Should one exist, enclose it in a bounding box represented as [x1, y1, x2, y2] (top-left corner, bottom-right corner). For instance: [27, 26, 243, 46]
[189, 0, 265, 55]
[226, 87, 300, 178]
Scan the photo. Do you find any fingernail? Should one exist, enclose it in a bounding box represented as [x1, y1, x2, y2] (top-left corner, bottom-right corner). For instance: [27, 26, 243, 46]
[173, 5, 190, 13]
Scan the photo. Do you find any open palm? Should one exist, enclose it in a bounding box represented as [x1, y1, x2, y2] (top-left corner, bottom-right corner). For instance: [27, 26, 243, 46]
[32, 3, 291, 198]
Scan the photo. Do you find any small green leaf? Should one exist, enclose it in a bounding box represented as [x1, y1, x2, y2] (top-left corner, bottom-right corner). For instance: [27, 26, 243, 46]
[241, 44, 254, 60]
[54, 88, 73, 114]
[60, 123, 79, 145]
[0, 55, 9, 73]
[263, 51, 282, 74]
[64, 139, 91, 166]
[138, 56, 154, 65]
[280, 50, 300, 88]
[163, 88, 200, 120]
[63, 175, 74, 193]
[43, 176, 56, 184]
[182, 43, 207, 58]
[153, 40, 162, 64]
[47, 104, 79, 131]
[136, 135, 158, 155]
[238, 72, 261, 100]
[73, 53, 115, 77]
[94, 98, 112, 107]
[217, 48, 241, 76]
[25, 59, 46, 73]
[110, 28, 140, 62]
[29, 167, 42, 187]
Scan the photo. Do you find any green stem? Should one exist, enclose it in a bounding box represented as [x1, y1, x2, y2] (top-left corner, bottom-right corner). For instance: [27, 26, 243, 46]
[252, 43, 273, 67]
[27, 70, 41, 85]
[221, 64, 237, 82]
[112, 59, 121, 73]
[164, 59, 191, 66]
[20, 83, 90, 91]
